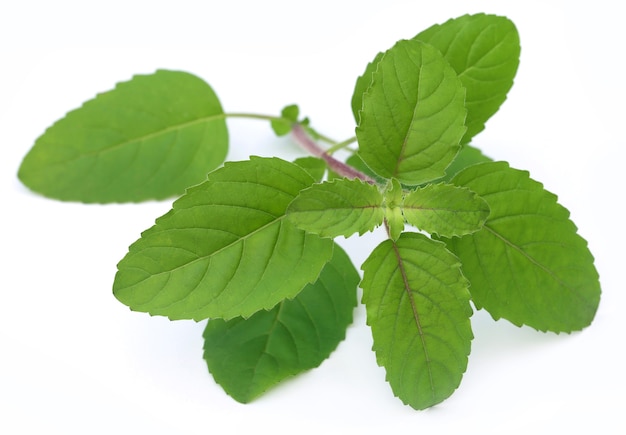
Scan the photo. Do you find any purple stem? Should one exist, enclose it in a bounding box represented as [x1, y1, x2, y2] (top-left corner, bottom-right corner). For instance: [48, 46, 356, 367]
[291, 124, 376, 184]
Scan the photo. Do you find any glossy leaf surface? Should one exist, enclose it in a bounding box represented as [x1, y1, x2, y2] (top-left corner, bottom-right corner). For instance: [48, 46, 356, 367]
[443, 162, 601, 332]
[415, 14, 520, 144]
[361, 232, 473, 409]
[286, 178, 384, 238]
[113, 157, 333, 320]
[356, 39, 466, 185]
[18, 70, 228, 202]
[203, 244, 359, 403]
[351, 52, 384, 124]
[403, 183, 489, 237]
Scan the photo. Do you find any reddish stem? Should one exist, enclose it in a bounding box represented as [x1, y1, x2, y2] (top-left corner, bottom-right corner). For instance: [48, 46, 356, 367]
[291, 124, 376, 184]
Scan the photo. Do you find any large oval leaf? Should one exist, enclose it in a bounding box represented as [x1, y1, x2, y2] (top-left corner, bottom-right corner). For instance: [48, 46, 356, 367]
[415, 14, 520, 144]
[355, 39, 466, 185]
[443, 162, 601, 332]
[203, 243, 359, 403]
[18, 70, 228, 203]
[113, 156, 333, 320]
[361, 232, 473, 410]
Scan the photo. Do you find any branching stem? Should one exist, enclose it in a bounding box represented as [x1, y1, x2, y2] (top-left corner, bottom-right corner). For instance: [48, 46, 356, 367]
[226, 112, 373, 184]
[291, 124, 376, 184]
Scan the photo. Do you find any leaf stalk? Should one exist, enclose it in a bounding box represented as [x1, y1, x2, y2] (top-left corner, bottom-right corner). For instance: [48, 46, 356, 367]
[291, 124, 376, 184]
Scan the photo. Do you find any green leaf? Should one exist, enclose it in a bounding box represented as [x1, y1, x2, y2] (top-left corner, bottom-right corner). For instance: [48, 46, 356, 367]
[437, 144, 492, 183]
[203, 243, 359, 403]
[361, 232, 473, 410]
[442, 162, 601, 332]
[286, 178, 384, 238]
[113, 156, 333, 320]
[281, 104, 299, 121]
[415, 14, 520, 144]
[293, 156, 326, 182]
[18, 70, 228, 203]
[271, 104, 299, 136]
[383, 178, 404, 241]
[351, 51, 384, 124]
[356, 39, 466, 185]
[403, 183, 489, 237]
[328, 154, 385, 184]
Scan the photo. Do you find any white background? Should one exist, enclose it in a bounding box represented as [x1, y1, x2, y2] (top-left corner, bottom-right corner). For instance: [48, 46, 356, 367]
[1, 1, 624, 434]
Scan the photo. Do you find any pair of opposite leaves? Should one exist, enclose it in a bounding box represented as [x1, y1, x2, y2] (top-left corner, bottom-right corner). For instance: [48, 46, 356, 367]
[17, 14, 600, 409]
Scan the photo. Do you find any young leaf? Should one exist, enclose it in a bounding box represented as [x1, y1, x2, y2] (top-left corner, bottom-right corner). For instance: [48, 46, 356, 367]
[271, 104, 299, 136]
[203, 243, 359, 403]
[18, 70, 228, 203]
[442, 162, 601, 332]
[383, 178, 405, 241]
[403, 183, 489, 237]
[113, 156, 333, 320]
[361, 232, 473, 410]
[356, 39, 466, 185]
[286, 178, 384, 238]
[415, 14, 520, 144]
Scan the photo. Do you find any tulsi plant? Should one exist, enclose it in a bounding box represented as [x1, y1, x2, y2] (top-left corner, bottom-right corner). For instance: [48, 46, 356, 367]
[18, 14, 601, 409]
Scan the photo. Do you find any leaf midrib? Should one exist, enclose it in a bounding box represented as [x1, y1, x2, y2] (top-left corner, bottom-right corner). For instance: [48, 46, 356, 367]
[122, 213, 288, 281]
[390, 238, 436, 400]
[393, 51, 424, 179]
[483, 224, 571, 293]
[50, 112, 227, 165]
[403, 204, 479, 213]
